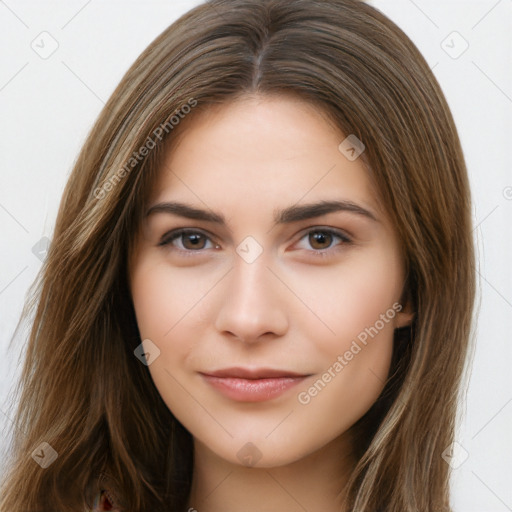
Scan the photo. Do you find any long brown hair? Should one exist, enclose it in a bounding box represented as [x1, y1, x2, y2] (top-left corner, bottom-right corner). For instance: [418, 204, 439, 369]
[0, 0, 475, 510]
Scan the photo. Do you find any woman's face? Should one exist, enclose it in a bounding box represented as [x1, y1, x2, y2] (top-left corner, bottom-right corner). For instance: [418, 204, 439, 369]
[129, 95, 412, 468]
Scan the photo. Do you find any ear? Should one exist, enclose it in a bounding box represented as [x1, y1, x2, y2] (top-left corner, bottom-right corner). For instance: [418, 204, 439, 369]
[394, 287, 415, 329]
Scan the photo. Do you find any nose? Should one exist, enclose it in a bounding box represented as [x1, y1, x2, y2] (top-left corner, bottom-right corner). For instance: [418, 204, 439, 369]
[214, 250, 289, 344]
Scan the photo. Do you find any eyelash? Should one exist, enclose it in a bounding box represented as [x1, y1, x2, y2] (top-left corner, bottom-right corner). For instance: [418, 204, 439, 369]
[158, 227, 352, 259]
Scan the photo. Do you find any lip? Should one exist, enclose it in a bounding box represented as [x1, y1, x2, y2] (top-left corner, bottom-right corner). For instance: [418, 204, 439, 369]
[200, 367, 311, 402]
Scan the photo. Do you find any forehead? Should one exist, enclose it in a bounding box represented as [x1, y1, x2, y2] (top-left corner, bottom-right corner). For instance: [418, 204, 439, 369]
[149, 94, 384, 219]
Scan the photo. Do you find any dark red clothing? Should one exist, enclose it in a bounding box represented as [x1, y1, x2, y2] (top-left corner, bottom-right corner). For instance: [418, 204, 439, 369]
[91, 489, 119, 511]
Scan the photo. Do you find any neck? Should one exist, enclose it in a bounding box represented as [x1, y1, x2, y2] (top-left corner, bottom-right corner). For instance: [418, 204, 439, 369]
[186, 433, 356, 512]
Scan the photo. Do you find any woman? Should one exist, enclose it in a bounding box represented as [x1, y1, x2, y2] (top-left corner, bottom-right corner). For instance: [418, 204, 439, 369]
[0, 0, 475, 510]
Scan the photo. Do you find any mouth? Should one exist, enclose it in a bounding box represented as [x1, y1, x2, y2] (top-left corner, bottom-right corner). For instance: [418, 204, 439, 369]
[199, 367, 312, 402]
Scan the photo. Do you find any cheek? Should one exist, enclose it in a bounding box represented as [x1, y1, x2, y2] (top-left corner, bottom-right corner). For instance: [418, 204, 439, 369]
[289, 245, 404, 357]
[130, 261, 199, 418]
[130, 261, 167, 338]
[129, 261, 188, 386]
[290, 246, 402, 417]
[130, 258, 210, 341]
[294, 272, 398, 439]
[130, 258, 223, 383]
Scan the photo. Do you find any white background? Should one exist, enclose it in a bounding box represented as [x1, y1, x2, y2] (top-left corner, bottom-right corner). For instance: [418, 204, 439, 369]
[0, 1, 511, 510]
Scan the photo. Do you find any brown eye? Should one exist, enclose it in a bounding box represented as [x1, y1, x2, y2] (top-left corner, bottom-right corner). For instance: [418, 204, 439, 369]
[159, 229, 217, 252]
[308, 231, 334, 250]
[293, 227, 352, 259]
[182, 232, 207, 250]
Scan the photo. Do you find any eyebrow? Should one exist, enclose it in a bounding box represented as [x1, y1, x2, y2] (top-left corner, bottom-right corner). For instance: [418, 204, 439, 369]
[145, 199, 378, 225]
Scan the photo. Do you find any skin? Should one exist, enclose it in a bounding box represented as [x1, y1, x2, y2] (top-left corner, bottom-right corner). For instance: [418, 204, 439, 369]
[129, 94, 414, 512]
